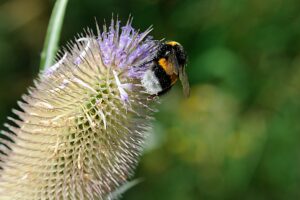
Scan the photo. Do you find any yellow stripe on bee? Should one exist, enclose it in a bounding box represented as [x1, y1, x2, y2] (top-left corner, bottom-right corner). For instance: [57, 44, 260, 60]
[158, 58, 179, 84]
[166, 41, 179, 46]
[158, 58, 171, 74]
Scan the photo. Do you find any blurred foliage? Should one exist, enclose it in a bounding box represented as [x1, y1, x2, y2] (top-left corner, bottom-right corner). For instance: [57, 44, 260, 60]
[1, 0, 300, 199]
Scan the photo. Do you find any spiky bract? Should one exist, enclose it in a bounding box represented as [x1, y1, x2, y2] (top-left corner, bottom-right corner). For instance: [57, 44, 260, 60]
[0, 18, 158, 200]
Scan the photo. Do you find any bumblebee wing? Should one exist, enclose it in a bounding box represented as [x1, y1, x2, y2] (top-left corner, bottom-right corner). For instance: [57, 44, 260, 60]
[167, 52, 179, 75]
[179, 65, 190, 97]
[167, 51, 190, 97]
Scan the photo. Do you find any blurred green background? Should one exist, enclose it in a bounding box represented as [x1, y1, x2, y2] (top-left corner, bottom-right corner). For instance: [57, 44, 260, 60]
[1, 0, 300, 199]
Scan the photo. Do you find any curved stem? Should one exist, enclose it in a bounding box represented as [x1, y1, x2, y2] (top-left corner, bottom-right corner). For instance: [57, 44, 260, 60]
[40, 0, 69, 71]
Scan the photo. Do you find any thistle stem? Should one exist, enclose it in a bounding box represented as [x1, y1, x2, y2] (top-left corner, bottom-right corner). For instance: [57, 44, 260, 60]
[40, 0, 68, 71]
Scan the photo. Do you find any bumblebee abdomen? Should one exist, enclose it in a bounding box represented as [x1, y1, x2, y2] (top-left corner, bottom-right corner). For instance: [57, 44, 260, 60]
[153, 63, 171, 90]
[141, 62, 171, 95]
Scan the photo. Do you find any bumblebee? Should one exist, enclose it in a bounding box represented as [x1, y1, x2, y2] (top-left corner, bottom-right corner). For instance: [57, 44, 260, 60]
[141, 41, 190, 97]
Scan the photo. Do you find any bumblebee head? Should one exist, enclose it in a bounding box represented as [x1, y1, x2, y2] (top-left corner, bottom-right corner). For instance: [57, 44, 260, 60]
[157, 41, 187, 74]
[165, 41, 187, 67]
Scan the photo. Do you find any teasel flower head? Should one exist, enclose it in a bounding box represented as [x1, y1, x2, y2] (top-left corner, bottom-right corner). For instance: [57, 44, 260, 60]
[0, 17, 159, 199]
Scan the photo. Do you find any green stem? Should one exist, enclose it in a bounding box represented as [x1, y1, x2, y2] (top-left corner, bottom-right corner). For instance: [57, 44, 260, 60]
[108, 178, 143, 199]
[40, 0, 69, 71]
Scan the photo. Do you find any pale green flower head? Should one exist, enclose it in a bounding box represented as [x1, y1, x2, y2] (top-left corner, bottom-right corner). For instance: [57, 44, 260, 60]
[0, 17, 161, 200]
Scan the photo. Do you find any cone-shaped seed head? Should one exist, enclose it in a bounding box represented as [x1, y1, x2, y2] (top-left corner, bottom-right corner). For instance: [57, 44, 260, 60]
[0, 18, 159, 200]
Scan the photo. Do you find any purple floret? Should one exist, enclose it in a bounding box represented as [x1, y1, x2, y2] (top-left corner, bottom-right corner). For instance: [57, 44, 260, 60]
[97, 18, 158, 78]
